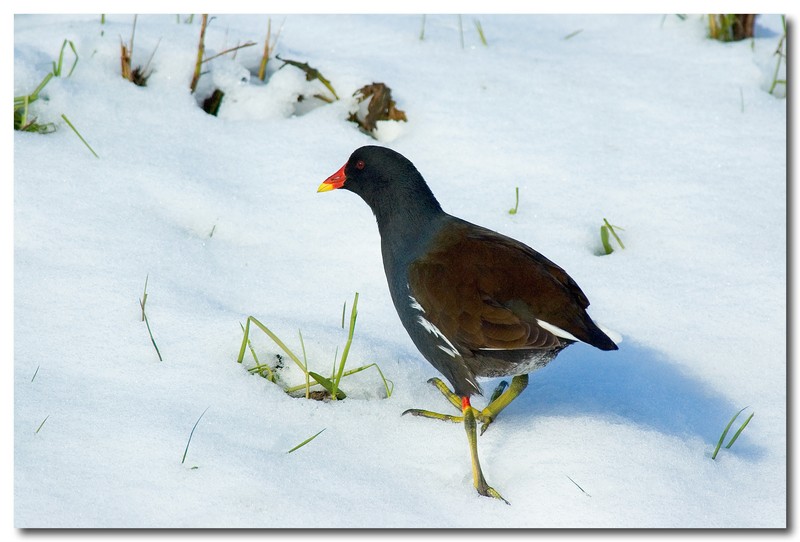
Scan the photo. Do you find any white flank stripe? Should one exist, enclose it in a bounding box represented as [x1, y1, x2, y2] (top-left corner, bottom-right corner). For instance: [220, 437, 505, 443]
[437, 345, 458, 358]
[408, 295, 426, 313]
[417, 315, 459, 358]
[536, 319, 580, 342]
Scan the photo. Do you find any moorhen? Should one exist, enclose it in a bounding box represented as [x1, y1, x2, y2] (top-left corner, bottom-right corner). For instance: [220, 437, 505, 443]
[318, 145, 618, 503]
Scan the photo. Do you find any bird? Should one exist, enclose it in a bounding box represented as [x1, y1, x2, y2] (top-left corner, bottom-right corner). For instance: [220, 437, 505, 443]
[318, 145, 618, 504]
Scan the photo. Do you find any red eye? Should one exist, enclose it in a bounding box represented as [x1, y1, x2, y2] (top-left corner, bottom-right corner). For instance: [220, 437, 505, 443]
[355, 159, 365, 170]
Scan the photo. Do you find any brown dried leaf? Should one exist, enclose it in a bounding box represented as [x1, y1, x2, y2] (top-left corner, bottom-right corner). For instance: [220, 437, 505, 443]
[350, 82, 407, 135]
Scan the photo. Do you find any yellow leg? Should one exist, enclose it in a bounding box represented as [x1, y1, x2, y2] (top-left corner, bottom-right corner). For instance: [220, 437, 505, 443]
[463, 396, 509, 504]
[479, 374, 528, 435]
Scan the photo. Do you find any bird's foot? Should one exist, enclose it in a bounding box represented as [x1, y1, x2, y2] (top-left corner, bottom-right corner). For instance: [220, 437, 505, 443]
[403, 377, 506, 434]
[401, 408, 463, 423]
[476, 481, 510, 505]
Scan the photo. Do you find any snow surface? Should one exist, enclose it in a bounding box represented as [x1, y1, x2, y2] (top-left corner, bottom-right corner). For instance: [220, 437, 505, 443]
[12, 13, 786, 528]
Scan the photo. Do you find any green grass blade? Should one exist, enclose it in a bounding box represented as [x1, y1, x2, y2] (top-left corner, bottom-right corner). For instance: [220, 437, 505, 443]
[563, 29, 584, 40]
[711, 406, 748, 460]
[60, 114, 99, 158]
[142, 311, 163, 361]
[725, 411, 754, 449]
[287, 428, 326, 454]
[17, 95, 29, 130]
[239, 322, 275, 381]
[604, 218, 625, 249]
[332, 292, 359, 398]
[236, 319, 252, 364]
[338, 362, 394, 397]
[600, 225, 613, 254]
[144, 314, 163, 361]
[239, 323, 262, 365]
[66, 40, 79, 77]
[53, 39, 66, 75]
[29, 72, 53, 101]
[299, 329, 309, 399]
[182, 406, 210, 464]
[246, 317, 306, 373]
[140, 274, 149, 321]
[308, 371, 346, 400]
[31, 365, 40, 382]
[566, 474, 591, 496]
[474, 19, 488, 46]
[35, 415, 50, 434]
[508, 186, 519, 215]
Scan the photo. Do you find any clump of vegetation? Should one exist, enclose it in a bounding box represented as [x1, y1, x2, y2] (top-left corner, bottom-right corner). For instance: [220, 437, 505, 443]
[769, 15, 786, 97]
[188, 13, 257, 115]
[277, 55, 339, 103]
[348, 82, 407, 138]
[120, 15, 160, 87]
[711, 406, 754, 460]
[599, 218, 625, 255]
[707, 14, 755, 42]
[237, 292, 393, 401]
[14, 73, 56, 133]
[52, 39, 78, 77]
[15, 38, 79, 133]
[257, 17, 285, 81]
[15, 40, 98, 157]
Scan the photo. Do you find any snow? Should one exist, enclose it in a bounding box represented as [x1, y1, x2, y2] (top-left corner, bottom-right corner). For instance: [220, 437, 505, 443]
[11, 12, 786, 529]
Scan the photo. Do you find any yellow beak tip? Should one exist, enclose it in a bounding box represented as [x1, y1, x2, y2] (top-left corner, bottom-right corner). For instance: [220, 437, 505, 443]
[317, 182, 334, 193]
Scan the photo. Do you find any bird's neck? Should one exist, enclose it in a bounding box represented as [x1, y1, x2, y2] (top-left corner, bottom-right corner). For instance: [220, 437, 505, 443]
[371, 186, 444, 266]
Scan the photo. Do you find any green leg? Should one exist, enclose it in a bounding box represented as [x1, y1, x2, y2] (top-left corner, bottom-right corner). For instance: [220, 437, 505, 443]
[463, 396, 509, 504]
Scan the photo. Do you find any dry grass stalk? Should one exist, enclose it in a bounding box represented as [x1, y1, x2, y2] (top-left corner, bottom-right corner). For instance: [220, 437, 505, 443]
[190, 14, 209, 93]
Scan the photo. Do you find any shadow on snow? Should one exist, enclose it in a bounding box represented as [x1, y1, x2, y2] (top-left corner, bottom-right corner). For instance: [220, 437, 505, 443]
[479, 340, 763, 460]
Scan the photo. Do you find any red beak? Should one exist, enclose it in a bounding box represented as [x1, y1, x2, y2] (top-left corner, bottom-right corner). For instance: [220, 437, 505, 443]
[318, 163, 347, 192]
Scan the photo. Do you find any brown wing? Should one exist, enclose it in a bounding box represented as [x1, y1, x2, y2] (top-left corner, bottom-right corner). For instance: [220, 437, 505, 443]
[408, 219, 604, 353]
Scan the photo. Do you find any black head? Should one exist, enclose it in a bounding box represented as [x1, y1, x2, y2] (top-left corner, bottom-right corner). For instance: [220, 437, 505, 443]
[318, 146, 443, 223]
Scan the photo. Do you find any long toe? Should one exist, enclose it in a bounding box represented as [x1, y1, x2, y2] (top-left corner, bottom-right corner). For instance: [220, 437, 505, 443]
[477, 413, 495, 436]
[401, 408, 464, 423]
[427, 377, 463, 411]
[477, 483, 510, 505]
